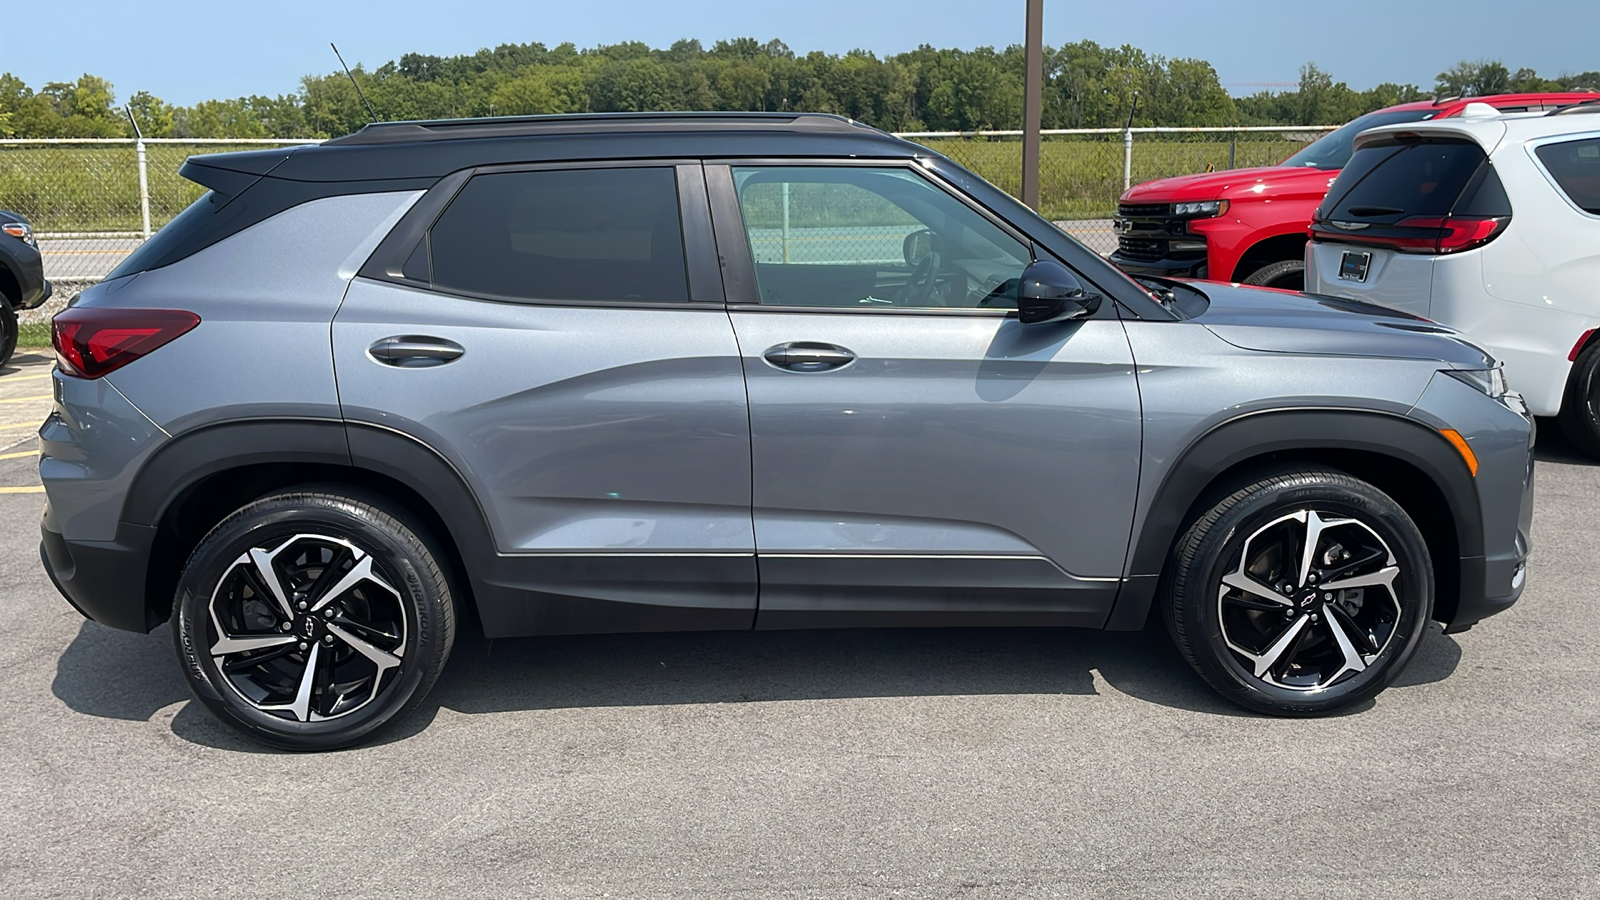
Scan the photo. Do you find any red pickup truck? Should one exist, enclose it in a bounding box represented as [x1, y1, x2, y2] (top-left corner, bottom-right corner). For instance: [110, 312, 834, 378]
[1109, 93, 1600, 290]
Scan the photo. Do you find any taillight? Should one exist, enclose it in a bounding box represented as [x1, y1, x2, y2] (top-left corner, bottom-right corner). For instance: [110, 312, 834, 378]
[52, 308, 200, 379]
[1312, 215, 1507, 255]
[1394, 216, 1508, 254]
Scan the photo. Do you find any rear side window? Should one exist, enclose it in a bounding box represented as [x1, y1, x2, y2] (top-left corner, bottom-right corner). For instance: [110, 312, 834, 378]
[428, 167, 688, 303]
[1535, 137, 1600, 214]
[1323, 140, 1489, 224]
[104, 192, 220, 281]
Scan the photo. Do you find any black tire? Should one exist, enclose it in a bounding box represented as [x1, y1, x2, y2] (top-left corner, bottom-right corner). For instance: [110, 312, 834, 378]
[1241, 259, 1305, 291]
[1557, 340, 1600, 459]
[172, 488, 456, 750]
[1163, 467, 1433, 716]
[0, 298, 17, 369]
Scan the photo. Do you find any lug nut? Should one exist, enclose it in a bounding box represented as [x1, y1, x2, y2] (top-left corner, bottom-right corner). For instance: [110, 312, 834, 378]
[1323, 593, 1333, 601]
[297, 601, 308, 611]
[322, 635, 335, 645]
[280, 622, 292, 632]
[1308, 573, 1318, 584]
[323, 608, 335, 618]
[298, 642, 308, 650]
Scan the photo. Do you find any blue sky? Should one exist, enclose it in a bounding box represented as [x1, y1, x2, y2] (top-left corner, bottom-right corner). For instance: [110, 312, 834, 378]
[11, 0, 1595, 106]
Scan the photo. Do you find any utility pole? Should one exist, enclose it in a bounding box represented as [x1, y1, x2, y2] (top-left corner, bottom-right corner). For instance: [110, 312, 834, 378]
[1021, 0, 1044, 210]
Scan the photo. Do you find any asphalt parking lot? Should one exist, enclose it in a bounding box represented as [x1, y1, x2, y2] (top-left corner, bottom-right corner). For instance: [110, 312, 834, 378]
[0, 355, 1595, 898]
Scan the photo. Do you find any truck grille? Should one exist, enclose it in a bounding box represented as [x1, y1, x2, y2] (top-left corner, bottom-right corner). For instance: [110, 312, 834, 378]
[1118, 203, 1169, 219]
[1116, 237, 1165, 260]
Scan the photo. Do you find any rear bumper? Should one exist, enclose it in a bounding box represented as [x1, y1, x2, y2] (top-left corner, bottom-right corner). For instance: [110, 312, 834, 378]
[40, 511, 158, 633]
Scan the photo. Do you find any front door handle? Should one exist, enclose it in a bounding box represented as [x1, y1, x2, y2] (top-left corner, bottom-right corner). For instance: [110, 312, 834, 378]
[369, 335, 465, 368]
[762, 342, 857, 373]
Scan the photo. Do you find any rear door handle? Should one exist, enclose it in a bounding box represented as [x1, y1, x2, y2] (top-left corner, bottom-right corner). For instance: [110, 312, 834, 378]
[368, 335, 465, 368]
[762, 342, 857, 373]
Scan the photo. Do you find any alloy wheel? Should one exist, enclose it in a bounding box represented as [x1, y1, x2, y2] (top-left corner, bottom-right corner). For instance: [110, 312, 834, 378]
[1216, 509, 1402, 692]
[205, 533, 408, 722]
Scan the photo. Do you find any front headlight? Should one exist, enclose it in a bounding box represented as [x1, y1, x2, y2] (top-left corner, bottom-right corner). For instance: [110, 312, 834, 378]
[1173, 200, 1229, 217]
[1, 221, 34, 247]
[1446, 365, 1526, 415]
[1446, 366, 1508, 398]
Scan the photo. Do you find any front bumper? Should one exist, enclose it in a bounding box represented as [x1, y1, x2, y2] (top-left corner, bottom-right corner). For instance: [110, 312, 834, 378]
[41, 509, 158, 633]
[1410, 373, 1536, 633]
[1109, 252, 1207, 279]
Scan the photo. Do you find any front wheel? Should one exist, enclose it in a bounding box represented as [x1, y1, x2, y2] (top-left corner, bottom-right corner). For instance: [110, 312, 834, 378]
[1241, 259, 1305, 291]
[1164, 468, 1433, 716]
[0, 299, 17, 369]
[172, 488, 456, 750]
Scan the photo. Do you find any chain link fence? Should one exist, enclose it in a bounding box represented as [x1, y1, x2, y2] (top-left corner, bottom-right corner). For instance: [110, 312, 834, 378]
[0, 138, 318, 319]
[1, 127, 1333, 315]
[903, 126, 1336, 254]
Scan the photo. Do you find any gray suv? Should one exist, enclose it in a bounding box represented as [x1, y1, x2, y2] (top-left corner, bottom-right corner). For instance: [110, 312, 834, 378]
[38, 113, 1535, 750]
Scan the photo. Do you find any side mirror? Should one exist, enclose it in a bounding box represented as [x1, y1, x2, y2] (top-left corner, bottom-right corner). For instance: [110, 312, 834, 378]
[1016, 260, 1102, 325]
[902, 228, 933, 266]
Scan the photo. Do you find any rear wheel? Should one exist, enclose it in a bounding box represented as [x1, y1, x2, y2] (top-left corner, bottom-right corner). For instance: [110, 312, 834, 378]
[1241, 259, 1305, 291]
[1164, 467, 1433, 716]
[172, 488, 456, 750]
[1558, 341, 1600, 459]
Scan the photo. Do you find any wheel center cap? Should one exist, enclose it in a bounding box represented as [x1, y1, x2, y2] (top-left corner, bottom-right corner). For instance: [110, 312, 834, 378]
[297, 615, 320, 640]
[1298, 592, 1318, 609]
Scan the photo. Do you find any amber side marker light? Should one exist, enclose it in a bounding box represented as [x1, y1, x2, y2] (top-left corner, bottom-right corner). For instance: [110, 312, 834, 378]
[1439, 428, 1479, 477]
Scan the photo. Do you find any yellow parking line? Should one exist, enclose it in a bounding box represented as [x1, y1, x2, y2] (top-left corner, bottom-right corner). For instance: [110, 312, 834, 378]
[0, 395, 52, 403]
[0, 485, 43, 494]
[0, 450, 35, 460]
[2, 373, 55, 382]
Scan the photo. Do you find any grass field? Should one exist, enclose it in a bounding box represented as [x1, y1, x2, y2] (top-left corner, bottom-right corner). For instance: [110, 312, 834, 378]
[0, 134, 1320, 232]
[17, 323, 50, 349]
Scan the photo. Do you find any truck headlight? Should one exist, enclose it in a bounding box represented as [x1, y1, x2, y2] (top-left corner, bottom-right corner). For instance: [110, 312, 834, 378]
[1173, 200, 1229, 218]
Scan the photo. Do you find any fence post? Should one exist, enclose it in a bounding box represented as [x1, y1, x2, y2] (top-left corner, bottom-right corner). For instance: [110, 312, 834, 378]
[1122, 129, 1133, 191]
[135, 138, 152, 240]
[1228, 137, 1236, 170]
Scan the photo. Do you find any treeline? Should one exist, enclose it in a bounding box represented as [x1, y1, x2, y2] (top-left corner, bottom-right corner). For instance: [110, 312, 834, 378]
[2, 40, 1596, 140]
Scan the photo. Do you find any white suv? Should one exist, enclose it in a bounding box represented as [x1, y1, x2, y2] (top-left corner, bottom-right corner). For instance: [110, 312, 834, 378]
[1305, 102, 1600, 454]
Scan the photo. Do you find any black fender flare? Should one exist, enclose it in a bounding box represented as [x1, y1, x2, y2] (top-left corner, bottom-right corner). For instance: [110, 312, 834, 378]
[1104, 409, 1481, 630]
[124, 418, 503, 622]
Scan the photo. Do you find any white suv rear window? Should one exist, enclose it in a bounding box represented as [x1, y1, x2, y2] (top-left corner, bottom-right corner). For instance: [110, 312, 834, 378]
[1536, 137, 1600, 215]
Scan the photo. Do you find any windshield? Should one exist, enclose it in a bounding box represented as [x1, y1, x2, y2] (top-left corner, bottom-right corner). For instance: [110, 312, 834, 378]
[1281, 109, 1439, 170]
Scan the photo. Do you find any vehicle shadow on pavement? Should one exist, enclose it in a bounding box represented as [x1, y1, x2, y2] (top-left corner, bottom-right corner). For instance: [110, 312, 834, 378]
[1534, 418, 1598, 465]
[0, 352, 52, 377]
[50, 611, 1463, 754]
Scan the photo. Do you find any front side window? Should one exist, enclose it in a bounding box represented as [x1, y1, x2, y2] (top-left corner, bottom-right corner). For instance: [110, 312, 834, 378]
[732, 166, 1032, 310]
[1535, 136, 1600, 215]
[428, 167, 688, 303]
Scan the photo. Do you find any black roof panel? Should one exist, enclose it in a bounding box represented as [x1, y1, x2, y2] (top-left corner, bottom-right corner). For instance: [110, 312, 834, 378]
[248, 114, 925, 183]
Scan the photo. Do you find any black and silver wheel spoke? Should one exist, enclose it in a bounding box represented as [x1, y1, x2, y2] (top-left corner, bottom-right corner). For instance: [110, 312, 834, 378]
[206, 533, 408, 723]
[1217, 509, 1404, 692]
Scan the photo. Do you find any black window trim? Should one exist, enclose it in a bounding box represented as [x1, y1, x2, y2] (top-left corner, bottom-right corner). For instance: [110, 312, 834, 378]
[1527, 130, 1600, 221]
[703, 157, 1118, 320]
[358, 157, 726, 310]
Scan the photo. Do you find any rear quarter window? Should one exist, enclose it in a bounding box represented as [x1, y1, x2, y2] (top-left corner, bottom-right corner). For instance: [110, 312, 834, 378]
[1535, 137, 1600, 214]
[1323, 139, 1489, 224]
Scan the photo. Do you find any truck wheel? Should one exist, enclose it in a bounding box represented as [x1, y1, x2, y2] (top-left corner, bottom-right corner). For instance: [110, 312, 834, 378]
[1558, 340, 1600, 460]
[1241, 259, 1305, 291]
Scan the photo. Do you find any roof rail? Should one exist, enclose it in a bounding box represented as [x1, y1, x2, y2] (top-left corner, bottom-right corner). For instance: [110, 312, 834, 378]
[1432, 93, 1464, 106]
[1547, 99, 1600, 116]
[325, 111, 885, 146]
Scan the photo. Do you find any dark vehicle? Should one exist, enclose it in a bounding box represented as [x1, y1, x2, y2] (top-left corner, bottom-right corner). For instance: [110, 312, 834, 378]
[39, 113, 1534, 749]
[0, 210, 51, 367]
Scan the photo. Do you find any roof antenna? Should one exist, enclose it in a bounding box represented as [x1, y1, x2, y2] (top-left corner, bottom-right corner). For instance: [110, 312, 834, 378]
[331, 42, 379, 122]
